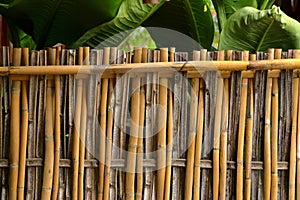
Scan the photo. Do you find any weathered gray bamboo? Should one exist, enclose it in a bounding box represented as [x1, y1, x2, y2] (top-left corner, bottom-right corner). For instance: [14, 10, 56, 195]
[9, 48, 22, 200]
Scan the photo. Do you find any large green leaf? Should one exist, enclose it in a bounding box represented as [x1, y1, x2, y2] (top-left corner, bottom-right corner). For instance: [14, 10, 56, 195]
[142, 0, 214, 50]
[212, 0, 274, 31]
[219, 6, 300, 53]
[71, 0, 163, 48]
[2, 0, 123, 49]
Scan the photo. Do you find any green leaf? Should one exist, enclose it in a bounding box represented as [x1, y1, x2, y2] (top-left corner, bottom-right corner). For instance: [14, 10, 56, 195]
[142, 0, 214, 50]
[71, 0, 163, 48]
[4, 0, 123, 49]
[212, 0, 258, 31]
[219, 6, 300, 53]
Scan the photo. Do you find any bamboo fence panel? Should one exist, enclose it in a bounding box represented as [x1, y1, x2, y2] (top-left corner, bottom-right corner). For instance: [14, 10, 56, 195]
[2, 46, 300, 199]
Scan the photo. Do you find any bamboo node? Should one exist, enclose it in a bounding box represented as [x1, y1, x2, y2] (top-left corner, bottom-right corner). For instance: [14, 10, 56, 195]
[245, 178, 251, 180]
[10, 163, 19, 168]
[125, 192, 135, 198]
[194, 164, 201, 168]
[42, 187, 52, 191]
[271, 171, 278, 175]
[45, 136, 54, 141]
[17, 186, 25, 189]
[213, 147, 220, 151]
[98, 190, 104, 194]
[128, 143, 138, 148]
[11, 88, 20, 93]
[237, 161, 243, 166]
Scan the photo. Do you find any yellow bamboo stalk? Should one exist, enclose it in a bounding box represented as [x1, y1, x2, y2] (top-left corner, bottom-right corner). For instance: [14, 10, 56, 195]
[98, 47, 110, 200]
[78, 88, 87, 200]
[136, 83, 145, 200]
[156, 48, 168, 200]
[193, 79, 205, 200]
[52, 45, 62, 200]
[41, 48, 56, 200]
[71, 47, 85, 200]
[125, 48, 142, 200]
[17, 48, 29, 200]
[244, 54, 256, 200]
[270, 78, 278, 200]
[9, 48, 22, 200]
[219, 78, 229, 200]
[164, 89, 173, 200]
[184, 77, 199, 200]
[236, 78, 248, 200]
[264, 75, 272, 200]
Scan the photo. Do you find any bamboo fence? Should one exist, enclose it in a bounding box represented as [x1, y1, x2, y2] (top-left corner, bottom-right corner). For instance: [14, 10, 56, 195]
[1, 46, 300, 199]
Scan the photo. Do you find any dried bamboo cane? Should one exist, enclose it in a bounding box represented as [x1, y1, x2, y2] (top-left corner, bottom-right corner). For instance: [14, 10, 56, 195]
[26, 50, 39, 200]
[17, 48, 29, 200]
[219, 78, 229, 200]
[193, 78, 205, 200]
[71, 47, 85, 200]
[9, 48, 22, 200]
[1, 46, 10, 200]
[41, 48, 56, 200]
[164, 47, 175, 200]
[263, 73, 272, 200]
[98, 47, 110, 200]
[236, 77, 248, 200]
[52, 45, 62, 200]
[125, 47, 142, 200]
[244, 54, 256, 200]
[78, 86, 87, 200]
[184, 77, 199, 200]
[156, 48, 169, 200]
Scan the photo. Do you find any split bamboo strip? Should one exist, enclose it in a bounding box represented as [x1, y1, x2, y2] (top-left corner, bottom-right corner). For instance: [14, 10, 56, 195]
[71, 47, 85, 200]
[98, 47, 110, 200]
[236, 76, 248, 200]
[219, 78, 229, 200]
[41, 48, 56, 200]
[164, 47, 175, 200]
[26, 50, 39, 200]
[125, 47, 142, 200]
[17, 48, 29, 200]
[52, 45, 62, 200]
[289, 74, 299, 200]
[294, 49, 300, 200]
[78, 88, 87, 200]
[9, 48, 22, 200]
[156, 48, 169, 200]
[244, 54, 256, 200]
[184, 77, 199, 200]
[103, 47, 118, 200]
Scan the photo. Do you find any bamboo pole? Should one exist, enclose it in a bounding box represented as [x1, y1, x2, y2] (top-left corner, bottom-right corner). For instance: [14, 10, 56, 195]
[184, 76, 199, 200]
[236, 77, 248, 200]
[98, 47, 110, 200]
[17, 48, 29, 200]
[52, 45, 62, 200]
[219, 78, 229, 200]
[41, 48, 56, 200]
[71, 47, 85, 200]
[9, 48, 22, 200]
[164, 47, 175, 200]
[26, 50, 39, 199]
[156, 48, 169, 200]
[125, 47, 142, 200]
[244, 54, 256, 200]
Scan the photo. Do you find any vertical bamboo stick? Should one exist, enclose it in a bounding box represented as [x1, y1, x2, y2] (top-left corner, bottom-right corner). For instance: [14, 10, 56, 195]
[41, 48, 56, 200]
[184, 76, 199, 200]
[17, 48, 29, 200]
[98, 47, 110, 200]
[164, 47, 175, 200]
[193, 78, 205, 200]
[125, 47, 142, 200]
[71, 47, 84, 200]
[52, 45, 62, 200]
[219, 78, 229, 200]
[244, 54, 256, 200]
[26, 50, 39, 200]
[263, 74, 273, 200]
[156, 48, 169, 200]
[236, 77, 248, 200]
[9, 48, 22, 200]
[103, 47, 118, 200]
